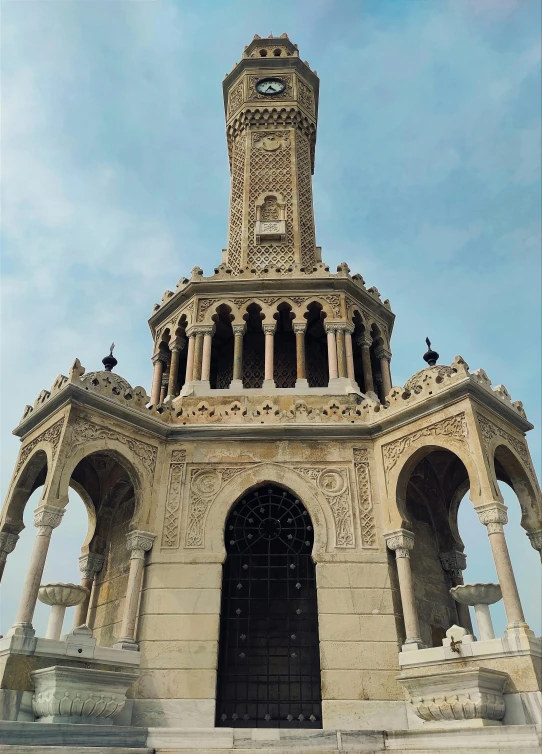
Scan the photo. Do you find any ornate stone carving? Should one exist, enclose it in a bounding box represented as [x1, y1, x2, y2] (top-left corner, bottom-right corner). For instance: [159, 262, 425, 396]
[161, 450, 187, 548]
[297, 79, 314, 112]
[439, 550, 467, 577]
[197, 298, 217, 322]
[295, 466, 355, 547]
[34, 504, 64, 536]
[78, 552, 105, 579]
[382, 413, 468, 476]
[227, 132, 246, 272]
[476, 502, 508, 534]
[353, 448, 376, 547]
[0, 532, 19, 564]
[16, 418, 65, 477]
[185, 467, 245, 548]
[126, 529, 156, 559]
[323, 295, 341, 317]
[385, 529, 414, 558]
[228, 80, 244, 113]
[527, 529, 542, 555]
[296, 132, 316, 268]
[477, 413, 538, 490]
[69, 417, 158, 479]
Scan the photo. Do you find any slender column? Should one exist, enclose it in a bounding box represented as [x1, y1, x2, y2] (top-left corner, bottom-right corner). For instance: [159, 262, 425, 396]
[325, 324, 338, 381]
[474, 603, 496, 641]
[192, 332, 205, 382]
[385, 530, 423, 648]
[8, 505, 64, 636]
[335, 327, 347, 378]
[263, 323, 276, 388]
[184, 331, 196, 384]
[231, 323, 246, 388]
[73, 552, 105, 628]
[439, 550, 473, 634]
[375, 345, 392, 400]
[357, 334, 375, 395]
[344, 324, 355, 381]
[200, 326, 215, 383]
[476, 502, 531, 632]
[159, 373, 169, 404]
[114, 530, 156, 650]
[150, 353, 167, 406]
[0, 531, 19, 583]
[293, 323, 308, 387]
[527, 529, 542, 562]
[167, 339, 186, 399]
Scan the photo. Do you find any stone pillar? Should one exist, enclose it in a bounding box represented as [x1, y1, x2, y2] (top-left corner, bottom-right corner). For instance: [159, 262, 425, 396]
[385, 529, 424, 649]
[325, 324, 338, 381]
[263, 323, 276, 389]
[476, 502, 531, 634]
[375, 345, 392, 401]
[527, 529, 542, 562]
[150, 353, 167, 406]
[200, 326, 215, 384]
[335, 327, 347, 379]
[0, 531, 19, 583]
[8, 504, 64, 637]
[293, 323, 308, 388]
[114, 530, 156, 650]
[357, 334, 375, 395]
[192, 331, 205, 382]
[439, 550, 473, 633]
[184, 330, 196, 384]
[73, 552, 105, 628]
[166, 339, 185, 400]
[159, 372, 169, 405]
[344, 324, 356, 381]
[230, 323, 246, 389]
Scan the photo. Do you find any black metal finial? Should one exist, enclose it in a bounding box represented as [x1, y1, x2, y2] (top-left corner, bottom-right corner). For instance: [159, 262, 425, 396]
[423, 337, 439, 367]
[102, 342, 117, 372]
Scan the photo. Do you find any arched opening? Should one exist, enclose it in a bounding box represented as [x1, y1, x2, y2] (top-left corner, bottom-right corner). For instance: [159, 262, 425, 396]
[369, 324, 383, 401]
[172, 315, 189, 395]
[351, 311, 366, 391]
[304, 302, 328, 387]
[216, 484, 322, 729]
[274, 304, 296, 388]
[243, 304, 265, 388]
[211, 304, 234, 389]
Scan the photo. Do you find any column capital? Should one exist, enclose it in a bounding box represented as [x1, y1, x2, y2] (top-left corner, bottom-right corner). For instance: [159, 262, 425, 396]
[356, 333, 373, 349]
[126, 529, 156, 559]
[324, 322, 349, 334]
[0, 531, 19, 556]
[152, 352, 169, 366]
[343, 322, 355, 335]
[78, 552, 105, 579]
[34, 504, 64, 535]
[293, 322, 307, 335]
[170, 338, 186, 353]
[186, 324, 215, 338]
[527, 529, 542, 555]
[262, 322, 277, 335]
[439, 549, 467, 577]
[232, 323, 247, 336]
[476, 501, 508, 533]
[384, 529, 414, 557]
[375, 345, 392, 361]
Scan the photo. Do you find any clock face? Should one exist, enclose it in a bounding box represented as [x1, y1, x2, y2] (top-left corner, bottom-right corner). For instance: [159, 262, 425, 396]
[256, 77, 286, 96]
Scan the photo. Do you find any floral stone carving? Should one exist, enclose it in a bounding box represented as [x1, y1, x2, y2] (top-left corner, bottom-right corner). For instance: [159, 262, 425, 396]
[295, 466, 355, 547]
[353, 448, 377, 547]
[161, 449, 186, 548]
[185, 466, 245, 548]
[31, 665, 138, 725]
[397, 667, 508, 725]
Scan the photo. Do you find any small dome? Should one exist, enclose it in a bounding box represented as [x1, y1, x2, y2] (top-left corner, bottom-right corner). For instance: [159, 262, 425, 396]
[80, 371, 133, 394]
[404, 365, 456, 393]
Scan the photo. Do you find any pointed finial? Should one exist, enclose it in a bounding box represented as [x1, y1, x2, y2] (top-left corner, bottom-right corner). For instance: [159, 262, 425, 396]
[423, 338, 439, 367]
[102, 343, 118, 372]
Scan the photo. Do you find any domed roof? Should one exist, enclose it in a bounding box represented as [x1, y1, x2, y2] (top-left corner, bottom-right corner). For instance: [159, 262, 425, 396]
[404, 365, 456, 393]
[80, 371, 133, 394]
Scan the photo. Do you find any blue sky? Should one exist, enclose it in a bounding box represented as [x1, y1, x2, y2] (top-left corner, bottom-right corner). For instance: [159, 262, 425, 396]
[1, 0, 540, 638]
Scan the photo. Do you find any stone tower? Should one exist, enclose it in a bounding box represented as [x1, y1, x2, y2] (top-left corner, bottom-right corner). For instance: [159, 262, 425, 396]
[1, 35, 541, 753]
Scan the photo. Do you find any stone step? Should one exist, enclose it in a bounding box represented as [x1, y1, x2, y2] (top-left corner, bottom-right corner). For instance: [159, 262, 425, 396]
[0, 721, 148, 748]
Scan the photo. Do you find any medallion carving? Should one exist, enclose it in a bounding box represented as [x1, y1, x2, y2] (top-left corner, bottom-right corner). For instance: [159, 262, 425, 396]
[162, 449, 187, 548]
[295, 466, 355, 548]
[185, 466, 245, 548]
[382, 413, 468, 476]
[16, 417, 65, 477]
[353, 448, 377, 547]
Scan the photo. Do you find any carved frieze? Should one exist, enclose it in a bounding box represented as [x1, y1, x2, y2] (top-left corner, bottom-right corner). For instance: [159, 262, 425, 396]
[161, 449, 187, 548]
[295, 466, 355, 547]
[382, 413, 468, 477]
[353, 448, 377, 547]
[185, 466, 245, 548]
[197, 298, 217, 322]
[476, 413, 538, 489]
[16, 418, 65, 477]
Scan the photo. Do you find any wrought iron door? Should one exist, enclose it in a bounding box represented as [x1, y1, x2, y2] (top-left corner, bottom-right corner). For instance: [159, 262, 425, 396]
[216, 485, 322, 728]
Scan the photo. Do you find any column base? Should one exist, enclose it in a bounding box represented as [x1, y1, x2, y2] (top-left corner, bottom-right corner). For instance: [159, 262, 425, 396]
[262, 379, 276, 389]
[327, 377, 354, 390]
[113, 638, 140, 651]
[229, 379, 244, 391]
[294, 378, 309, 390]
[180, 382, 195, 397]
[401, 638, 425, 651]
[6, 622, 35, 638]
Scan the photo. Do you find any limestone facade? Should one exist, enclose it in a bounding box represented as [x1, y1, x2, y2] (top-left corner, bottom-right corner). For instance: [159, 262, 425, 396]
[1, 33, 541, 744]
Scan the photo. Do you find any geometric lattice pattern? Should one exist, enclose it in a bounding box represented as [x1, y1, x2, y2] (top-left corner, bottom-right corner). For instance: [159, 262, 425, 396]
[296, 132, 316, 268]
[227, 133, 246, 272]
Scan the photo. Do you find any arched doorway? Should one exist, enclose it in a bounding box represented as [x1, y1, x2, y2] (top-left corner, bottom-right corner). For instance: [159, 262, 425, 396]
[216, 485, 322, 729]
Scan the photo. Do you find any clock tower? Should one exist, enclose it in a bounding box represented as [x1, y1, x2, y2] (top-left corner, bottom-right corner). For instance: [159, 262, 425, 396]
[223, 34, 320, 271]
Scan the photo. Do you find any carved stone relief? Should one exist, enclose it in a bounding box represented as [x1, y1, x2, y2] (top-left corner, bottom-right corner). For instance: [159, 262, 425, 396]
[15, 417, 65, 477]
[185, 467, 245, 548]
[161, 450, 186, 548]
[353, 448, 377, 547]
[197, 298, 217, 322]
[228, 81, 244, 114]
[477, 413, 539, 491]
[382, 413, 468, 477]
[68, 417, 158, 480]
[295, 466, 355, 547]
